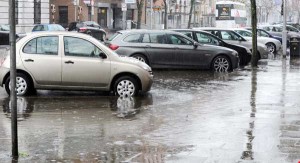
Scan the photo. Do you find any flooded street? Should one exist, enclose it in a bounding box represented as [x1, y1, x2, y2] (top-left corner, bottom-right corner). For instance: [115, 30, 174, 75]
[1, 57, 300, 163]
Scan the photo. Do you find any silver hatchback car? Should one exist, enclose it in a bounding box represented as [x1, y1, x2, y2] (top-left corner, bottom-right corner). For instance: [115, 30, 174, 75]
[0, 31, 153, 96]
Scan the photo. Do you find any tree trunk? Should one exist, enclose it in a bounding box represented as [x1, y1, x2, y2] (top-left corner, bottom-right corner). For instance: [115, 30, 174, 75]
[163, 0, 168, 29]
[187, 0, 194, 28]
[137, 0, 144, 29]
[250, 0, 258, 67]
[266, 13, 269, 23]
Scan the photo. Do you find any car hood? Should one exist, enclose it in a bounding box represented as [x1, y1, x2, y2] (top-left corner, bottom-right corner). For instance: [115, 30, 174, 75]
[200, 44, 236, 52]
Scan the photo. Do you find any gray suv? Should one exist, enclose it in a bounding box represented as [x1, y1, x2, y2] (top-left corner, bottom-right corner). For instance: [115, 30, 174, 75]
[106, 30, 239, 72]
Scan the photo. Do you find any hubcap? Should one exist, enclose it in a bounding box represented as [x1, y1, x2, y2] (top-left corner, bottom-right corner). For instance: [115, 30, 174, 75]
[214, 57, 229, 72]
[117, 80, 135, 97]
[267, 44, 275, 53]
[9, 77, 28, 95]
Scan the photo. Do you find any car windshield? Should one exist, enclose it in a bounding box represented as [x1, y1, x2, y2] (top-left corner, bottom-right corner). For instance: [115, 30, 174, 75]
[236, 30, 252, 37]
[286, 25, 299, 32]
[0, 25, 10, 31]
[259, 30, 270, 37]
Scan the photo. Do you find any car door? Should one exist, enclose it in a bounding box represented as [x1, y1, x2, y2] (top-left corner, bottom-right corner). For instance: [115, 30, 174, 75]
[62, 36, 111, 87]
[167, 34, 206, 67]
[21, 36, 61, 85]
[144, 33, 176, 67]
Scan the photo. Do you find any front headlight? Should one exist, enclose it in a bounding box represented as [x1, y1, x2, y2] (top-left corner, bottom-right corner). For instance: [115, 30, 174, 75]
[141, 64, 152, 74]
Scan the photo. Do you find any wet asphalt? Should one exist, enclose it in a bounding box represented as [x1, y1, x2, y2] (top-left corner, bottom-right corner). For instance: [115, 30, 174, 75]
[1, 56, 300, 163]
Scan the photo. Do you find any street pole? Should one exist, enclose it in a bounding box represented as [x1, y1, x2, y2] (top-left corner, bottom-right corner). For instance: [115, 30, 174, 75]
[150, 0, 153, 29]
[9, 0, 18, 159]
[122, 1, 127, 30]
[282, 0, 287, 58]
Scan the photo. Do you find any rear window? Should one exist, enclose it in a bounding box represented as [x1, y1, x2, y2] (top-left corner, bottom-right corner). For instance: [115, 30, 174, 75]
[123, 34, 142, 43]
[108, 33, 121, 41]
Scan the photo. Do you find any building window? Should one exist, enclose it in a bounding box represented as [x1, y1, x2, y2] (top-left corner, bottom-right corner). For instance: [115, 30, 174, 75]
[34, 0, 41, 24]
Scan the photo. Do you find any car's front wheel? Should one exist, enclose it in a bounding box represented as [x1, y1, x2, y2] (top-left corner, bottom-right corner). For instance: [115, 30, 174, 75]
[114, 76, 138, 97]
[212, 55, 231, 72]
[266, 42, 276, 53]
[5, 73, 33, 96]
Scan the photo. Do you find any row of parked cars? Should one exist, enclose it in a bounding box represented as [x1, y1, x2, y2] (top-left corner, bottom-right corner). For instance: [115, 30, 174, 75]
[0, 23, 291, 97]
[106, 27, 284, 73]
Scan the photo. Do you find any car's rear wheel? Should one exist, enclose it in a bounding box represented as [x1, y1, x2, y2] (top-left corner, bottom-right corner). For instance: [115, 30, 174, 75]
[114, 76, 138, 97]
[266, 42, 276, 53]
[131, 54, 148, 64]
[5, 73, 33, 96]
[212, 55, 231, 72]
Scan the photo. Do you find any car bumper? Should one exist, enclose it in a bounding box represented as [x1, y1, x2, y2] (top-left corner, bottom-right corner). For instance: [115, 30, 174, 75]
[141, 73, 153, 93]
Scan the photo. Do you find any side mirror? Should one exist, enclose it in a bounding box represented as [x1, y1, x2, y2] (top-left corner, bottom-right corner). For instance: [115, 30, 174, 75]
[99, 52, 107, 59]
[238, 37, 244, 41]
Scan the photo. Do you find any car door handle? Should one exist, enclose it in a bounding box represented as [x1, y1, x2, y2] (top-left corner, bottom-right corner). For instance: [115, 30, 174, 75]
[64, 60, 74, 64]
[24, 59, 34, 62]
[146, 45, 151, 48]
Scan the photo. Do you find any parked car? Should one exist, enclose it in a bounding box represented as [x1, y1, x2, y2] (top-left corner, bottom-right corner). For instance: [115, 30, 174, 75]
[32, 24, 65, 32]
[0, 31, 25, 45]
[106, 29, 239, 72]
[68, 21, 106, 41]
[233, 28, 282, 54]
[0, 31, 153, 96]
[245, 27, 283, 43]
[0, 24, 9, 31]
[194, 27, 269, 60]
[260, 25, 300, 39]
[172, 29, 252, 66]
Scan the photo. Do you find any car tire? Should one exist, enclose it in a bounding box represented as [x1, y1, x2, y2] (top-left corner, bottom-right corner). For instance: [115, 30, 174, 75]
[5, 73, 33, 96]
[131, 54, 148, 64]
[114, 76, 138, 97]
[212, 55, 232, 72]
[266, 42, 276, 53]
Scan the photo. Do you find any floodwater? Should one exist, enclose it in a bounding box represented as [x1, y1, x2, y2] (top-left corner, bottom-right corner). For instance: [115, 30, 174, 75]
[1, 57, 300, 163]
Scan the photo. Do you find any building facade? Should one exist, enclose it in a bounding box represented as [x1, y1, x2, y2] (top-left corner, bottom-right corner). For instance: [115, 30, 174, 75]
[0, 0, 50, 33]
[50, 0, 137, 30]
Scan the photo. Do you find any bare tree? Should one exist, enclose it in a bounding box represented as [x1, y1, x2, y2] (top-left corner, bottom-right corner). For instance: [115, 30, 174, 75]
[259, 0, 275, 23]
[288, 0, 300, 23]
[187, 0, 194, 28]
[136, 0, 145, 29]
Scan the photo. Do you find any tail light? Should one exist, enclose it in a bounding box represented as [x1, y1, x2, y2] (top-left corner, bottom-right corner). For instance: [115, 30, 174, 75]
[109, 44, 119, 50]
[78, 27, 87, 33]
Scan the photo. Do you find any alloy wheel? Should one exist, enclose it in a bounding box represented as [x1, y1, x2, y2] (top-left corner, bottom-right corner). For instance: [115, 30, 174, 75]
[213, 57, 230, 72]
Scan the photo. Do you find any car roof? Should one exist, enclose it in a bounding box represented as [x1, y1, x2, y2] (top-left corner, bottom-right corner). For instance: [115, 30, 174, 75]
[24, 31, 90, 37]
[193, 27, 236, 31]
[171, 29, 217, 34]
[116, 29, 181, 35]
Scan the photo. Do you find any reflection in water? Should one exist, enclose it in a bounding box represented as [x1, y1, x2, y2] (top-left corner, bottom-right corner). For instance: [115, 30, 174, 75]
[2, 97, 34, 121]
[1, 94, 153, 120]
[241, 69, 257, 160]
